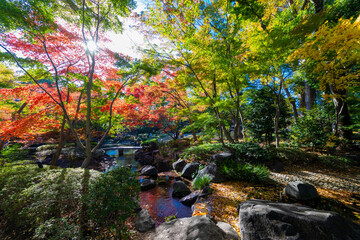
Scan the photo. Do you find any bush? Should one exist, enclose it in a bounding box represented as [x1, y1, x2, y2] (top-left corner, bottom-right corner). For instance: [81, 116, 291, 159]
[34, 217, 79, 240]
[86, 166, 140, 238]
[1, 143, 30, 163]
[141, 138, 159, 146]
[180, 143, 223, 161]
[290, 108, 331, 150]
[217, 159, 269, 183]
[0, 162, 101, 239]
[228, 142, 270, 163]
[192, 174, 212, 190]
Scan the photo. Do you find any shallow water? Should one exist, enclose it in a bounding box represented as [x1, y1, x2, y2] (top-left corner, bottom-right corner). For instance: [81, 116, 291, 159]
[106, 148, 192, 225]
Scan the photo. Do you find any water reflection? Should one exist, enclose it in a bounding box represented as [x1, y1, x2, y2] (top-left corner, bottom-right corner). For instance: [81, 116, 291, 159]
[140, 182, 192, 225]
[106, 148, 192, 225]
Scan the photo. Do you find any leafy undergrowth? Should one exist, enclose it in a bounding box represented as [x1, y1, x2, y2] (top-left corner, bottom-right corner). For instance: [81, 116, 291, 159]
[206, 178, 360, 237]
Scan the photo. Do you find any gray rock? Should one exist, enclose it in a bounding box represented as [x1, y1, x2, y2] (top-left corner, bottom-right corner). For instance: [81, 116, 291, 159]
[141, 165, 158, 179]
[216, 222, 240, 240]
[181, 162, 200, 180]
[141, 178, 156, 191]
[212, 152, 233, 162]
[194, 162, 226, 183]
[135, 209, 155, 232]
[284, 181, 319, 200]
[151, 215, 227, 240]
[238, 199, 360, 240]
[172, 181, 191, 198]
[179, 191, 200, 206]
[173, 159, 186, 172]
[157, 159, 172, 172]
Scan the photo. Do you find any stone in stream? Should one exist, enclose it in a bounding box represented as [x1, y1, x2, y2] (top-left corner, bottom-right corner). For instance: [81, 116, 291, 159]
[238, 199, 360, 240]
[173, 159, 186, 172]
[172, 181, 191, 198]
[151, 215, 234, 240]
[135, 209, 155, 232]
[179, 191, 200, 206]
[140, 178, 156, 191]
[194, 162, 226, 183]
[181, 162, 200, 180]
[284, 181, 319, 201]
[140, 165, 158, 179]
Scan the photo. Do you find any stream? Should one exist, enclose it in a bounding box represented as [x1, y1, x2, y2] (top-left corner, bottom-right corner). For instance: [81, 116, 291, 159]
[105, 148, 192, 225]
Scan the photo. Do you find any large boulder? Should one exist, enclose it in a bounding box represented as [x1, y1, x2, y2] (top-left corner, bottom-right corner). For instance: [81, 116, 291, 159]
[238, 200, 360, 240]
[136, 151, 154, 165]
[216, 222, 240, 240]
[140, 178, 156, 191]
[151, 215, 232, 240]
[173, 159, 187, 172]
[181, 162, 200, 180]
[157, 159, 172, 172]
[179, 191, 200, 206]
[135, 209, 155, 232]
[194, 162, 226, 183]
[172, 181, 191, 198]
[284, 181, 319, 201]
[141, 165, 158, 179]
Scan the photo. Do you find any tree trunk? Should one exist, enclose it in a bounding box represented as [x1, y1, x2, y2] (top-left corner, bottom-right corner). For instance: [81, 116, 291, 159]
[330, 87, 352, 140]
[305, 82, 316, 110]
[50, 117, 66, 166]
[239, 108, 247, 141]
[274, 104, 280, 148]
[189, 117, 197, 142]
[284, 87, 298, 124]
[0, 139, 6, 153]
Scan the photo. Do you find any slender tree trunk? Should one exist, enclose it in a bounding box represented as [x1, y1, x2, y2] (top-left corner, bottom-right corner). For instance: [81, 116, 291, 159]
[330, 87, 352, 140]
[50, 117, 66, 166]
[274, 104, 280, 147]
[239, 108, 247, 141]
[188, 117, 197, 142]
[284, 87, 298, 124]
[274, 77, 284, 148]
[0, 139, 6, 153]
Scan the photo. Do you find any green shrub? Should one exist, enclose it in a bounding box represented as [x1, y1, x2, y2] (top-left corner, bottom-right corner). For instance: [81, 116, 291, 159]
[192, 174, 212, 190]
[141, 138, 159, 146]
[217, 159, 269, 183]
[0, 162, 100, 239]
[228, 142, 270, 163]
[290, 108, 331, 150]
[34, 217, 79, 240]
[86, 166, 140, 238]
[1, 143, 30, 162]
[317, 155, 355, 170]
[180, 143, 223, 160]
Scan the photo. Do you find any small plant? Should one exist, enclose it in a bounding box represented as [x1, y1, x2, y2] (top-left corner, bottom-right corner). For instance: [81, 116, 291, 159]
[165, 215, 178, 222]
[1, 143, 30, 162]
[192, 174, 212, 190]
[217, 159, 269, 183]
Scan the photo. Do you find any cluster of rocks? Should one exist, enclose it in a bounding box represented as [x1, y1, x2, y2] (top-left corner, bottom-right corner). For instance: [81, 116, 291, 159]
[136, 150, 360, 239]
[33, 145, 113, 170]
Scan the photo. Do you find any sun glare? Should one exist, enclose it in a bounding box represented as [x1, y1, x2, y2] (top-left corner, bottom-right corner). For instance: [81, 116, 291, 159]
[86, 40, 97, 52]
